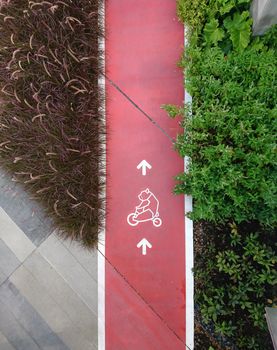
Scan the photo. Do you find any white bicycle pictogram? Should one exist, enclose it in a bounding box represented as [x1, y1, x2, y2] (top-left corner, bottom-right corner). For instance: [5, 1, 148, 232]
[127, 188, 162, 227]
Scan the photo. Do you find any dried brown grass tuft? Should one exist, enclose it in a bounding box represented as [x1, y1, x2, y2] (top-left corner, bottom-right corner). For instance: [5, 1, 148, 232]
[0, 0, 104, 248]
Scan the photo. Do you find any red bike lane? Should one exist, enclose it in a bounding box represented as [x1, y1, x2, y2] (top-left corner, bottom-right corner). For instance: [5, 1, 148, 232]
[105, 1, 187, 349]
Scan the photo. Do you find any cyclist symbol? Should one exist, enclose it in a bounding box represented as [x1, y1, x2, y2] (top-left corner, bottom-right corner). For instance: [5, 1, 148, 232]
[127, 188, 162, 227]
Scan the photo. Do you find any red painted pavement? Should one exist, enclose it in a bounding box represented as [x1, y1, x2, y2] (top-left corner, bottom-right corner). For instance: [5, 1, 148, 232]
[105, 1, 185, 349]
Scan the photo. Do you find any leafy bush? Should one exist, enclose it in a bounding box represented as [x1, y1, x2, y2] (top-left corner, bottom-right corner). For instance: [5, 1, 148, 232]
[177, 0, 208, 30]
[175, 44, 277, 225]
[171, 3, 277, 226]
[0, 0, 104, 247]
[178, 0, 254, 51]
[195, 222, 276, 349]
[169, 1, 277, 349]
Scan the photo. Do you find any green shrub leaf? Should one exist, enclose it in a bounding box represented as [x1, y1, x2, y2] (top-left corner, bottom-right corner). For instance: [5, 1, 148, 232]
[224, 11, 252, 51]
[218, 0, 236, 15]
[204, 19, 225, 45]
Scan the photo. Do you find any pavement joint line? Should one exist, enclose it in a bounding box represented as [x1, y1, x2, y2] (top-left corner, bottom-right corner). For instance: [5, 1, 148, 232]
[61, 240, 98, 284]
[97, 248, 192, 350]
[38, 234, 98, 317]
[103, 73, 175, 144]
[20, 254, 97, 335]
[0, 183, 54, 246]
[0, 248, 37, 293]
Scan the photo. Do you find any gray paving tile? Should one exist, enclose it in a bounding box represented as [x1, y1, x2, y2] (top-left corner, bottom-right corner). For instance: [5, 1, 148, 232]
[0, 330, 16, 350]
[0, 170, 53, 246]
[62, 239, 98, 281]
[23, 252, 98, 350]
[38, 234, 98, 314]
[18, 222, 52, 247]
[0, 280, 69, 350]
[0, 208, 35, 262]
[0, 199, 52, 247]
[0, 268, 6, 285]
[0, 169, 98, 350]
[0, 170, 15, 190]
[0, 239, 20, 277]
[10, 264, 97, 350]
[56, 329, 97, 350]
[10, 265, 71, 333]
[0, 299, 40, 350]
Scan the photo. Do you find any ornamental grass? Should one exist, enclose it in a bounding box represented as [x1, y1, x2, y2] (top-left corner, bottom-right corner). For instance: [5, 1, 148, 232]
[0, 0, 104, 248]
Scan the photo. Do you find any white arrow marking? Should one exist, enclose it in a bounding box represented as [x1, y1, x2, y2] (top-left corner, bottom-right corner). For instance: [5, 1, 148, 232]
[137, 238, 152, 255]
[137, 160, 152, 176]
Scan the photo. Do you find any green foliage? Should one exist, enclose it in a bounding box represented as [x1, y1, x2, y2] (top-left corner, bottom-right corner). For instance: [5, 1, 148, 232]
[209, 0, 251, 17]
[262, 24, 277, 50]
[204, 19, 225, 45]
[161, 104, 183, 119]
[170, 0, 277, 349]
[175, 44, 277, 225]
[177, 0, 208, 29]
[217, 0, 236, 15]
[178, 0, 255, 53]
[195, 223, 276, 349]
[224, 11, 252, 51]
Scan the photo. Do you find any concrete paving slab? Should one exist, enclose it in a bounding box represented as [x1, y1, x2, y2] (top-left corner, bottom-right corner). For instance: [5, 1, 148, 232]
[0, 299, 40, 350]
[20, 222, 52, 247]
[10, 265, 72, 332]
[57, 328, 97, 350]
[23, 252, 98, 342]
[0, 197, 52, 247]
[0, 280, 69, 350]
[10, 264, 97, 350]
[62, 239, 98, 281]
[0, 268, 6, 285]
[0, 170, 53, 246]
[0, 239, 20, 278]
[38, 234, 98, 314]
[0, 164, 98, 350]
[0, 330, 16, 350]
[0, 207, 35, 261]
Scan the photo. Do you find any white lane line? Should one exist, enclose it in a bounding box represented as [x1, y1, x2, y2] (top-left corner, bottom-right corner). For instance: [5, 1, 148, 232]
[98, 1, 106, 349]
[184, 26, 194, 350]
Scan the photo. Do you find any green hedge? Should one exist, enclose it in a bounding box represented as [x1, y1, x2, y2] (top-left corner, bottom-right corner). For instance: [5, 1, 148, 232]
[175, 43, 277, 225]
[167, 6, 277, 225]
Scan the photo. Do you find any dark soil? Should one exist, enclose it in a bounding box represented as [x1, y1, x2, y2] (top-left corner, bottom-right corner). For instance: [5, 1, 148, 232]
[195, 319, 225, 350]
[193, 220, 275, 350]
[194, 221, 232, 350]
[193, 222, 227, 350]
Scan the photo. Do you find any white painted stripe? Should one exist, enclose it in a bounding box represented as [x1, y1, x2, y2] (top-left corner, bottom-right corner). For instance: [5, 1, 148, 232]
[184, 26, 194, 350]
[98, 1, 106, 349]
[98, 235, 105, 350]
[185, 187, 194, 350]
[0, 207, 35, 262]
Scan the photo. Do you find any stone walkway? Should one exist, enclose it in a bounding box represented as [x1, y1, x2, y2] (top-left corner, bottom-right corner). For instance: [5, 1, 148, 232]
[0, 170, 98, 350]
